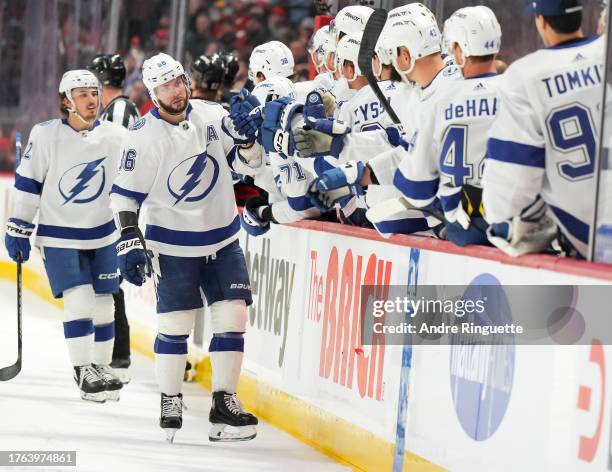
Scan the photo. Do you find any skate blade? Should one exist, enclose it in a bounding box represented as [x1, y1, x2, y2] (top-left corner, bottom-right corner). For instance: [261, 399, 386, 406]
[113, 368, 131, 384]
[106, 390, 121, 401]
[209, 424, 257, 442]
[165, 429, 179, 443]
[80, 391, 106, 403]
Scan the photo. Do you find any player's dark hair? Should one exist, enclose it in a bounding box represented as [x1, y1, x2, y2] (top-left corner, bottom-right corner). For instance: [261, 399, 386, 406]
[470, 54, 496, 63]
[543, 11, 582, 34]
[59, 93, 69, 116]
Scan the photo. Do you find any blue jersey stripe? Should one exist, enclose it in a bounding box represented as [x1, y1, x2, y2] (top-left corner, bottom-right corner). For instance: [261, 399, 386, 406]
[287, 194, 314, 211]
[487, 138, 545, 168]
[440, 191, 462, 214]
[374, 217, 431, 236]
[549, 204, 589, 244]
[145, 215, 240, 246]
[110, 184, 148, 205]
[37, 220, 116, 240]
[15, 173, 43, 195]
[393, 170, 439, 201]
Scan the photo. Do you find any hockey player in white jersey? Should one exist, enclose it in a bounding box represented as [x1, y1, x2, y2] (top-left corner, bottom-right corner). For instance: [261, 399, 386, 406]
[240, 77, 325, 236]
[483, 0, 605, 258]
[308, 4, 460, 236]
[4, 70, 125, 402]
[383, 5, 503, 246]
[109, 53, 261, 442]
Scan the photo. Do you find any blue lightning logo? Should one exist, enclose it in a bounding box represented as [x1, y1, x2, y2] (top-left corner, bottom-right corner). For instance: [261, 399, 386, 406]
[174, 154, 207, 205]
[59, 157, 106, 205]
[167, 152, 219, 205]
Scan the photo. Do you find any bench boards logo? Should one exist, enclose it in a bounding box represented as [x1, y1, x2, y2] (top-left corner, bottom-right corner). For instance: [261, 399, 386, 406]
[58, 157, 106, 205]
[449, 273, 515, 441]
[244, 235, 295, 368]
[167, 151, 219, 205]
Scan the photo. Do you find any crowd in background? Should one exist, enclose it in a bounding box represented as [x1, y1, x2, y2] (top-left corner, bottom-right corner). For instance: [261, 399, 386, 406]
[0, 0, 316, 172]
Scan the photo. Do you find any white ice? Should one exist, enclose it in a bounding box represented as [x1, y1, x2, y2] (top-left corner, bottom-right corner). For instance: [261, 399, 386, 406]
[0, 280, 348, 472]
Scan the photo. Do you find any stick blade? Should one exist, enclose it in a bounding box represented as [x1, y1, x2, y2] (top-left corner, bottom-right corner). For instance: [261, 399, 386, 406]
[358, 8, 388, 79]
[0, 360, 21, 381]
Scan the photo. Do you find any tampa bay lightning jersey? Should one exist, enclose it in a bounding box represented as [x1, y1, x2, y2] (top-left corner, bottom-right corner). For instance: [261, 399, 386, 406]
[12, 119, 126, 249]
[337, 80, 401, 132]
[110, 100, 262, 257]
[484, 36, 605, 257]
[393, 64, 464, 202]
[397, 72, 500, 222]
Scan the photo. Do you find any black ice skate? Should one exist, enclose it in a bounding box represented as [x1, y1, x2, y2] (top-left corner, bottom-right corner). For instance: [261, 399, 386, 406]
[73, 365, 106, 403]
[160, 393, 183, 443]
[93, 364, 123, 401]
[209, 391, 258, 442]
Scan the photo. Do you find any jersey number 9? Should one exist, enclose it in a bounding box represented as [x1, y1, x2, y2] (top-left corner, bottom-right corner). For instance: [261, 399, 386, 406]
[547, 104, 596, 181]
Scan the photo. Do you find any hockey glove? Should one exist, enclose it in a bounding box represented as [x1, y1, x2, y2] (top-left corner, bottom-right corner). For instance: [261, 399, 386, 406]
[4, 218, 34, 262]
[261, 97, 303, 157]
[222, 89, 263, 145]
[116, 231, 151, 286]
[486, 196, 557, 257]
[384, 125, 412, 152]
[294, 117, 350, 158]
[303, 91, 327, 121]
[309, 161, 365, 211]
[241, 196, 273, 237]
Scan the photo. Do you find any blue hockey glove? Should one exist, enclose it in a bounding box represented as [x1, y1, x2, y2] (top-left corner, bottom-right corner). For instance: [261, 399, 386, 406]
[116, 231, 151, 286]
[303, 91, 327, 121]
[384, 125, 412, 151]
[240, 196, 272, 237]
[261, 97, 303, 156]
[308, 161, 365, 211]
[222, 89, 263, 145]
[4, 218, 34, 262]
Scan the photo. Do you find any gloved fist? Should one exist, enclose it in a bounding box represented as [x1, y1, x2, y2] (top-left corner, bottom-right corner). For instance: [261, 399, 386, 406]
[294, 117, 350, 158]
[4, 218, 34, 262]
[222, 88, 263, 145]
[261, 97, 303, 156]
[308, 161, 365, 211]
[240, 196, 273, 237]
[116, 232, 151, 286]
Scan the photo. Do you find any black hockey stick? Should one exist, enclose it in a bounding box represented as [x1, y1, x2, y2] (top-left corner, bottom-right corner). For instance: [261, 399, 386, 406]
[0, 132, 23, 381]
[358, 8, 401, 125]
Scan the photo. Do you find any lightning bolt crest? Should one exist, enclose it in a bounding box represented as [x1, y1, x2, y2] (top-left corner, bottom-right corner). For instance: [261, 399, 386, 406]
[174, 154, 208, 204]
[63, 157, 106, 205]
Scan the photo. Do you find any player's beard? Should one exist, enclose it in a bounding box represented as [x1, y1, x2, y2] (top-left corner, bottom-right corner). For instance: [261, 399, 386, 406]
[158, 95, 189, 115]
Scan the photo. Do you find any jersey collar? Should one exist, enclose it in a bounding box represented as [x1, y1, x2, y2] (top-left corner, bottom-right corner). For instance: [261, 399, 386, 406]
[548, 35, 599, 50]
[467, 72, 498, 80]
[61, 118, 101, 133]
[151, 102, 193, 125]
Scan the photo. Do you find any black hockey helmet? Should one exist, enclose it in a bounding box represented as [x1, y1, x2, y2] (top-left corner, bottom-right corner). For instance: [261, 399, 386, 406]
[88, 54, 126, 88]
[191, 54, 226, 90]
[220, 52, 239, 86]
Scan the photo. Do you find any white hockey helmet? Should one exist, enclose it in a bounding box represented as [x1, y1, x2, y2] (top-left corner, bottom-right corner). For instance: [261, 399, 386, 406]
[59, 69, 101, 104]
[58, 69, 101, 122]
[442, 6, 501, 64]
[331, 5, 373, 43]
[252, 75, 297, 104]
[308, 25, 331, 72]
[336, 32, 363, 82]
[142, 52, 190, 107]
[383, 3, 442, 82]
[248, 41, 294, 82]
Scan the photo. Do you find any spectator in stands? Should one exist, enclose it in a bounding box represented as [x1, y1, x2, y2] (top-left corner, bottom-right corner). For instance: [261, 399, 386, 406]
[185, 9, 212, 62]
